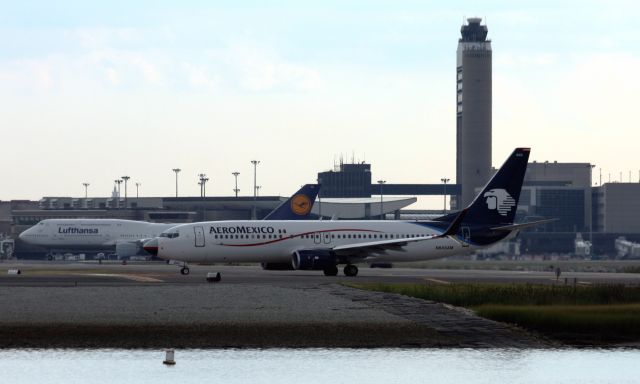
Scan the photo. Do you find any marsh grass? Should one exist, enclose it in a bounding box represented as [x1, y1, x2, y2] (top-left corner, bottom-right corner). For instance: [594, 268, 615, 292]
[349, 283, 640, 343]
[475, 304, 640, 341]
[350, 283, 640, 306]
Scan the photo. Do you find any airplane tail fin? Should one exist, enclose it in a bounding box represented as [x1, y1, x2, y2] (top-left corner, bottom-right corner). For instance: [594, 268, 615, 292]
[463, 148, 530, 226]
[263, 184, 319, 220]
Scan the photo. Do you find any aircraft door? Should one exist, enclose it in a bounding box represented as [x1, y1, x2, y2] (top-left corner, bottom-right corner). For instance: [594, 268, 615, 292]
[313, 233, 321, 245]
[194, 226, 205, 247]
[461, 226, 471, 247]
[323, 232, 332, 244]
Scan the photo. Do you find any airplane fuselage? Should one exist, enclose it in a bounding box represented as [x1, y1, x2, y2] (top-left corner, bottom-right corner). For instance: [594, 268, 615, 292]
[20, 219, 175, 250]
[154, 220, 497, 264]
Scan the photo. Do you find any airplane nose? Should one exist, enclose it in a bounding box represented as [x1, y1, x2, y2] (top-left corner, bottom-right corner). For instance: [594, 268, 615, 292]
[143, 238, 159, 256]
[19, 229, 30, 241]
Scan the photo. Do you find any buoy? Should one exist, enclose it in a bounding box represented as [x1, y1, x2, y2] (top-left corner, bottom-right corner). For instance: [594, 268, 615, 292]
[163, 349, 176, 365]
[206, 272, 221, 283]
[7, 269, 21, 275]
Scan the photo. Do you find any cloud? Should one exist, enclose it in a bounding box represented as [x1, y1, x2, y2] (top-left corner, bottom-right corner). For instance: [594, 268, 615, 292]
[180, 62, 220, 90]
[214, 41, 324, 92]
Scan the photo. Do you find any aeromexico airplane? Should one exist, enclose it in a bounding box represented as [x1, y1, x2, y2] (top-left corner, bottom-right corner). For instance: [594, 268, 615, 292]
[19, 184, 319, 259]
[145, 148, 551, 276]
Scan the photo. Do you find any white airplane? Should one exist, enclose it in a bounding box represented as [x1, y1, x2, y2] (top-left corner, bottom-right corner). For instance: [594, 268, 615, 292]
[19, 184, 320, 259]
[20, 219, 175, 258]
[145, 148, 551, 276]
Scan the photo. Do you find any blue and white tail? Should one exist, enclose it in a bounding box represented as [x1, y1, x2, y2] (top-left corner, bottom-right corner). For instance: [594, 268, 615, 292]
[463, 147, 530, 226]
[263, 184, 319, 220]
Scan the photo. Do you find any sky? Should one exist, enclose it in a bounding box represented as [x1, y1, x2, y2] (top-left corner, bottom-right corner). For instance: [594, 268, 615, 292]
[1, 1, 638, 208]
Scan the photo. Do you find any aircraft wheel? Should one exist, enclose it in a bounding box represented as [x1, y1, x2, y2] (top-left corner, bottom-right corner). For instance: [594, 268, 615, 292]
[344, 264, 358, 277]
[323, 265, 338, 276]
[180, 267, 190, 275]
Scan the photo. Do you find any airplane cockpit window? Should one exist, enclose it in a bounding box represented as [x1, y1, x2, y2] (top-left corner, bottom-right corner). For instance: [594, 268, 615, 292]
[160, 231, 180, 239]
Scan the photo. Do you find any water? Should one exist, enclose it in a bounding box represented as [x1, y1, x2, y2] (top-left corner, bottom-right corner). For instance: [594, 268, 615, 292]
[1, 348, 639, 384]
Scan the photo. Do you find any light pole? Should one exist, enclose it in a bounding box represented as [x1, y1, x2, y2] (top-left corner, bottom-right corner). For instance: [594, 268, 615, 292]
[115, 179, 122, 197]
[82, 183, 89, 198]
[172, 168, 181, 197]
[251, 160, 260, 219]
[317, 178, 322, 219]
[232, 172, 240, 197]
[121, 176, 130, 205]
[114, 179, 122, 208]
[198, 173, 208, 197]
[256, 185, 261, 196]
[441, 178, 450, 214]
[198, 173, 208, 220]
[135, 182, 141, 198]
[377, 180, 386, 220]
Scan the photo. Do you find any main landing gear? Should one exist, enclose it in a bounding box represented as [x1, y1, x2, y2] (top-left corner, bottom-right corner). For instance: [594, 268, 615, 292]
[322, 264, 359, 277]
[343, 264, 358, 277]
[323, 265, 338, 276]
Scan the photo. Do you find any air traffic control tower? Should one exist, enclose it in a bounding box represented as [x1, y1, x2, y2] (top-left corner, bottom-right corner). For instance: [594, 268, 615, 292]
[456, 17, 492, 209]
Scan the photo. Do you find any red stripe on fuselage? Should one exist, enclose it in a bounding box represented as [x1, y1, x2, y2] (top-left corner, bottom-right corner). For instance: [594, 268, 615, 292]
[218, 228, 382, 247]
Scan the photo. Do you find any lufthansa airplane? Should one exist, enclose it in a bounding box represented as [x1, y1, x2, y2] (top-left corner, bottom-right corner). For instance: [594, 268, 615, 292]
[20, 184, 319, 259]
[145, 148, 551, 276]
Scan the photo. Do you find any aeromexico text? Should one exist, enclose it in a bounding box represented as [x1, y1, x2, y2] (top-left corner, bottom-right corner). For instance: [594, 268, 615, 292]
[209, 226, 276, 234]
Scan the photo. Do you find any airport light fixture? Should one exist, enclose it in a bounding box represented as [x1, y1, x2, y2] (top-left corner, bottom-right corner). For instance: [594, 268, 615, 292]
[317, 177, 322, 219]
[377, 180, 386, 220]
[172, 168, 181, 197]
[251, 160, 260, 219]
[198, 173, 209, 197]
[232, 172, 240, 198]
[203, 177, 209, 197]
[114, 179, 123, 208]
[121, 176, 130, 204]
[82, 183, 90, 198]
[114, 179, 122, 197]
[441, 178, 450, 214]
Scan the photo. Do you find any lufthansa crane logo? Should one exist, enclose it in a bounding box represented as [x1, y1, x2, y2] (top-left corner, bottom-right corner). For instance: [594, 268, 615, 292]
[483, 189, 516, 216]
[291, 194, 312, 216]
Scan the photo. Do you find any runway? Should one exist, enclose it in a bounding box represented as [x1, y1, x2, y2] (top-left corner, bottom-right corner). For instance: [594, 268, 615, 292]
[0, 261, 635, 348]
[0, 261, 638, 286]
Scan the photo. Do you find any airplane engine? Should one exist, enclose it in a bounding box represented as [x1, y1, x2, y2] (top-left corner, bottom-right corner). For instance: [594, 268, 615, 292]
[291, 250, 336, 270]
[115, 242, 140, 259]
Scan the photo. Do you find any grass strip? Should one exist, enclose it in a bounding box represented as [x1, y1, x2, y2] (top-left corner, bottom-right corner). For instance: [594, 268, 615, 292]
[349, 283, 640, 344]
[475, 304, 640, 343]
[349, 283, 640, 306]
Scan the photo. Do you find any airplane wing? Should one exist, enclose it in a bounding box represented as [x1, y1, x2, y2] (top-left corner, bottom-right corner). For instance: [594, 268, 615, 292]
[330, 208, 468, 258]
[331, 235, 436, 258]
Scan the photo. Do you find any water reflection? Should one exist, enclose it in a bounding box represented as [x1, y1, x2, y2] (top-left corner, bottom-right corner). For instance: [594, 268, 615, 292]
[1, 348, 639, 384]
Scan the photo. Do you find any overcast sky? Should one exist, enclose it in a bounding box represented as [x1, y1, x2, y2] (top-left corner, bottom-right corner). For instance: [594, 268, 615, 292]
[1, 1, 638, 208]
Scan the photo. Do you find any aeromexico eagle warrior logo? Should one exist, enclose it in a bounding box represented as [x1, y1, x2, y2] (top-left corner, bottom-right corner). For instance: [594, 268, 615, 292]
[483, 189, 516, 216]
[290, 194, 312, 216]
